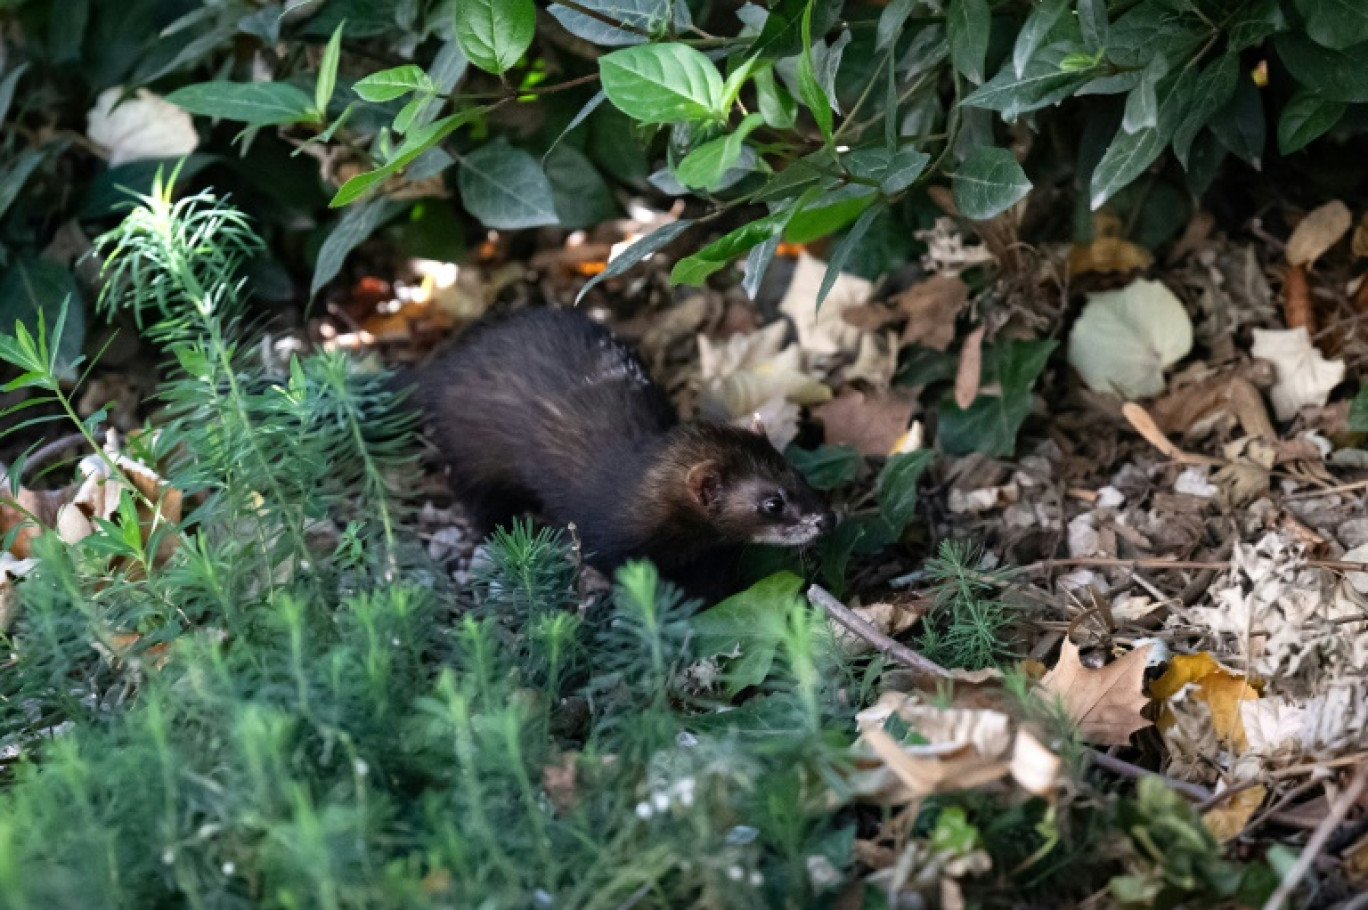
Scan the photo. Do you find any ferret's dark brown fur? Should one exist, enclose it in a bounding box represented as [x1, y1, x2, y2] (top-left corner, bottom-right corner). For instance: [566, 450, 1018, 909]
[414, 308, 832, 599]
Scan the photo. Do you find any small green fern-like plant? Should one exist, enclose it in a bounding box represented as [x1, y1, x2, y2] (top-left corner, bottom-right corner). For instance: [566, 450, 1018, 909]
[918, 540, 1018, 671]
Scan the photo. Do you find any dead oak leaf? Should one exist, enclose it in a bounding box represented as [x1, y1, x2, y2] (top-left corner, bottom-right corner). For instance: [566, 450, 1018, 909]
[1038, 640, 1153, 745]
[814, 387, 917, 456]
[896, 274, 968, 351]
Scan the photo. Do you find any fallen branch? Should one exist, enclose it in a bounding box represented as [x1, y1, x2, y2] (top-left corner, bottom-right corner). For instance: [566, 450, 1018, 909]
[1021, 556, 1368, 575]
[806, 583, 950, 682]
[1262, 762, 1368, 910]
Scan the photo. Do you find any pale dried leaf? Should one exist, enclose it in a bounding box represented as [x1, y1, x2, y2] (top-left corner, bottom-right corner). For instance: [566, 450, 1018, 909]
[1286, 200, 1351, 266]
[87, 87, 198, 167]
[1250, 327, 1345, 420]
[814, 388, 917, 456]
[844, 331, 900, 388]
[954, 325, 985, 409]
[778, 253, 871, 359]
[1067, 279, 1193, 399]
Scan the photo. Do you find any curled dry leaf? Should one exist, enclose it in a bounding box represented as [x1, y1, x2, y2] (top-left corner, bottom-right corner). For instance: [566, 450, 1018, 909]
[1152, 652, 1258, 752]
[897, 274, 968, 351]
[87, 87, 199, 167]
[814, 387, 918, 456]
[1282, 263, 1313, 332]
[1067, 279, 1193, 399]
[954, 325, 985, 409]
[1250, 327, 1345, 421]
[778, 252, 871, 359]
[1068, 210, 1154, 275]
[1285, 200, 1351, 266]
[1038, 639, 1153, 746]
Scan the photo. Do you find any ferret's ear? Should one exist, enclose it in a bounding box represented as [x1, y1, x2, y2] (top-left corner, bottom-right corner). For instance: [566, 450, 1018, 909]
[686, 460, 724, 509]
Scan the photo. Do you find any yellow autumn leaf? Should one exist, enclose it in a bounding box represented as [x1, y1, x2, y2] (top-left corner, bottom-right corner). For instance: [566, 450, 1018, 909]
[1202, 784, 1266, 843]
[1153, 653, 1260, 751]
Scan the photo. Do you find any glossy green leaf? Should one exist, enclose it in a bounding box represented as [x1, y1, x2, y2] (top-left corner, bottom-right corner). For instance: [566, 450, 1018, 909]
[755, 67, 797, 129]
[0, 62, 30, 125]
[675, 113, 764, 190]
[877, 450, 933, 534]
[1294, 0, 1368, 51]
[310, 198, 405, 298]
[1076, 0, 1108, 51]
[1012, 0, 1067, 77]
[947, 0, 991, 83]
[692, 571, 805, 694]
[797, 2, 833, 142]
[0, 148, 47, 224]
[1275, 31, 1368, 103]
[816, 204, 881, 310]
[458, 141, 559, 230]
[0, 259, 86, 378]
[454, 0, 535, 74]
[965, 42, 1096, 121]
[1209, 75, 1265, 168]
[1172, 54, 1238, 166]
[548, 0, 691, 47]
[330, 112, 470, 206]
[786, 444, 861, 490]
[353, 65, 435, 102]
[783, 185, 876, 244]
[166, 81, 318, 126]
[545, 145, 617, 229]
[576, 218, 695, 303]
[315, 20, 344, 114]
[599, 43, 723, 123]
[1122, 55, 1168, 134]
[877, 0, 917, 51]
[1278, 90, 1346, 154]
[952, 147, 1032, 220]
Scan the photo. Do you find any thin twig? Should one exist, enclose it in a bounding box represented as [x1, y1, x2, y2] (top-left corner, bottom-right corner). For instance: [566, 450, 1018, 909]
[806, 583, 950, 682]
[1085, 749, 1213, 803]
[1020, 556, 1368, 574]
[1262, 762, 1368, 910]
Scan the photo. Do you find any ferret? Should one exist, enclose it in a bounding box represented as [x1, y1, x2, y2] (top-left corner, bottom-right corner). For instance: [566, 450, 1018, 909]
[413, 307, 833, 600]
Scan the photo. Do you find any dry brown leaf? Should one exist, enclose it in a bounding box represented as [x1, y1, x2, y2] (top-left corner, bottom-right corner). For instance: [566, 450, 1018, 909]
[1068, 211, 1154, 275]
[1152, 652, 1258, 751]
[814, 388, 918, 456]
[542, 753, 578, 814]
[1353, 212, 1368, 259]
[896, 275, 968, 351]
[1, 485, 68, 558]
[1038, 640, 1153, 745]
[1283, 263, 1313, 333]
[954, 325, 985, 409]
[1286, 200, 1351, 266]
[1202, 783, 1266, 843]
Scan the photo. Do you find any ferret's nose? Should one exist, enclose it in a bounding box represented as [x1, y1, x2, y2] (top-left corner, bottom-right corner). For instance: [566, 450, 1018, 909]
[815, 511, 835, 534]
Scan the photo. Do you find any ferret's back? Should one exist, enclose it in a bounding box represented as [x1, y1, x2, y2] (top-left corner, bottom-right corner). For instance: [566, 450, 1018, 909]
[415, 308, 676, 512]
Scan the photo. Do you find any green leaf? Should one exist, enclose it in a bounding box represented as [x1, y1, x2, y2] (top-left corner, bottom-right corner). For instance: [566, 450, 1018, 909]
[750, 0, 838, 60]
[783, 184, 877, 244]
[965, 42, 1096, 121]
[166, 81, 318, 127]
[316, 20, 344, 114]
[786, 444, 861, 490]
[353, 65, 435, 103]
[576, 219, 695, 303]
[0, 259, 86, 379]
[454, 0, 535, 74]
[545, 145, 618, 230]
[1076, 0, 1108, 51]
[0, 62, 29, 126]
[0, 148, 48, 224]
[458, 141, 559, 230]
[675, 113, 765, 190]
[1208, 76, 1265, 169]
[1172, 54, 1238, 167]
[391, 95, 429, 135]
[1091, 70, 1196, 210]
[1122, 55, 1168, 134]
[755, 67, 797, 129]
[880, 148, 931, 195]
[671, 214, 787, 286]
[310, 199, 405, 298]
[329, 112, 471, 207]
[877, 0, 917, 52]
[548, 0, 692, 47]
[952, 147, 1032, 220]
[720, 55, 762, 113]
[947, 0, 991, 83]
[742, 234, 780, 300]
[817, 204, 881, 310]
[1349, 385, 1368, 432]
[1294, 0, 1368, 51]
[599, 43, 724, 123]
[1278, 90, 1346, 154]
[797, 3, 834, 143]
[877, 450, 934, 534]
[1012, 0, 1068, 78]
[937, 340, 1056, 457]
[1275, 31, 1368, 103]
[692, 571, 804, 694]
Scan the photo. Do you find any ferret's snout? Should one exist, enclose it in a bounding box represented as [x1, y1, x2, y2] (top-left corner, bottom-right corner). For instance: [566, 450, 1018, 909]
[814, 511, 835, 534]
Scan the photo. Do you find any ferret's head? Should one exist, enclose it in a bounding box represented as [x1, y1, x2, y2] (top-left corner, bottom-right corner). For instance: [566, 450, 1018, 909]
[667, 423, 834, 547]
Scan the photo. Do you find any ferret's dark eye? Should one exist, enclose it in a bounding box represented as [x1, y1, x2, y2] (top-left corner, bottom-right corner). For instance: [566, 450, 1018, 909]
[760, 496, 784, 517]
